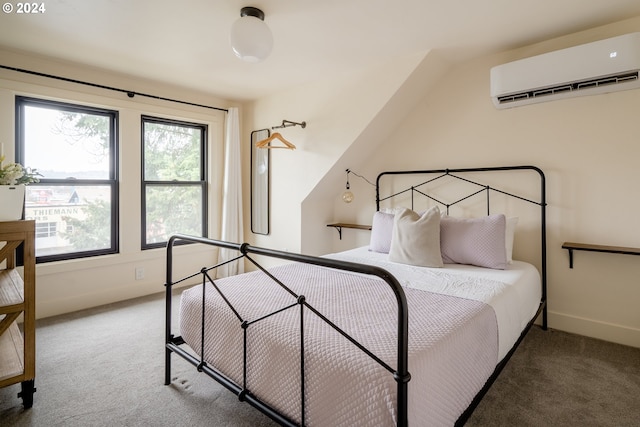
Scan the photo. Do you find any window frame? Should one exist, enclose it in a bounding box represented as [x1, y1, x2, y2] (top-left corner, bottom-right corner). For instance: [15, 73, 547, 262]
[15, 96, 119, 263]
[140, 115, 208, 250]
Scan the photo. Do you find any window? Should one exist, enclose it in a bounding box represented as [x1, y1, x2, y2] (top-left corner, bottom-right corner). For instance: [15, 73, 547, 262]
[16, 96, 119, 262]
[35, 222, 57, 239]
[141, 116, 207, 249]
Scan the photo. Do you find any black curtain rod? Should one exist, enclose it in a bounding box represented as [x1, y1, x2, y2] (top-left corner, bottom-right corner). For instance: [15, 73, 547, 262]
[0, 64, 228, 113]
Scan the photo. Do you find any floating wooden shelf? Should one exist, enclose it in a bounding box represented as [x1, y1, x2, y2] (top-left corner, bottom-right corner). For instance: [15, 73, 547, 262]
[561, 241, 640, 268]
[327, 223, 372, 240]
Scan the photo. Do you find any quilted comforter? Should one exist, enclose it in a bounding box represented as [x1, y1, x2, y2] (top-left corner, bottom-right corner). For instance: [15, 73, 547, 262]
[179, 262, 498, 426]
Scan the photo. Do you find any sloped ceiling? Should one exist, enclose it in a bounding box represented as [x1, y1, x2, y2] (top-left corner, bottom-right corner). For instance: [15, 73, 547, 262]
[1, 0, 640, 101]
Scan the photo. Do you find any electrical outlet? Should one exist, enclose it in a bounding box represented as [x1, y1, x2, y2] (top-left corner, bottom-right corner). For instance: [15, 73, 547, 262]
[135, 267, 145, 280]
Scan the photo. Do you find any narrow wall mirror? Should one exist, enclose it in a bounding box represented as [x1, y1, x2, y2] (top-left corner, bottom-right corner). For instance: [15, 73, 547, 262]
[251, 129, 270, 235]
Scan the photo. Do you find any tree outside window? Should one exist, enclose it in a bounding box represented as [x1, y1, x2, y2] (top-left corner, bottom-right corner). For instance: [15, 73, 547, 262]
[141, 116, 207, 249]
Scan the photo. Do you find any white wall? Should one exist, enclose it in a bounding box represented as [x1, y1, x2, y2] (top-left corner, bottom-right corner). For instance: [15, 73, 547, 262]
[248, 17, 640, 348]
[0, 49, 233, 318]
[243, 51, 444, 260]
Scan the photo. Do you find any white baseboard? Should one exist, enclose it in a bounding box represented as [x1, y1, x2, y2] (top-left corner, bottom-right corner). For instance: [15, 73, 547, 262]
[548, 310, 640, 349]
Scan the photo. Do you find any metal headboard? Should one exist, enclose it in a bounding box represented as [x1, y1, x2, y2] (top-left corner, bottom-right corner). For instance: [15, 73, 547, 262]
[375, 165, 547, 329]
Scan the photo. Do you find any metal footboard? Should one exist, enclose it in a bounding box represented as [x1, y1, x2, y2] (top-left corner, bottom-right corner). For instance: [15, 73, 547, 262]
[164, 236, 410, 427]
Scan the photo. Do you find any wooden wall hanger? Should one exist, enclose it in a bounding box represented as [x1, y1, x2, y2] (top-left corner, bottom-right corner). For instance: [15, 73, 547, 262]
[255, 119, 306, 150]
[255, 132, 296, 150]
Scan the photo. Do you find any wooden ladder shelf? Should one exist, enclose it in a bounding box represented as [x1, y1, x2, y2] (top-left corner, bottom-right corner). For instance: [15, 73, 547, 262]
[0, 220, 36, 408]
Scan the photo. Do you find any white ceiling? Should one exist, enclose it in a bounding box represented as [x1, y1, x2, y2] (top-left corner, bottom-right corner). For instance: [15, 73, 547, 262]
[2, 0, 640, 101]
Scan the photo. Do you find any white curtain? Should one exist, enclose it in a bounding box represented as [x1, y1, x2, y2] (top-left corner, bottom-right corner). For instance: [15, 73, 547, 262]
[217, 107, 244, 277]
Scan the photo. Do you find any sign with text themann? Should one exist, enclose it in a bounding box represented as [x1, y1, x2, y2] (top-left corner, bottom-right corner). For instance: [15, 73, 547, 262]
[24, 185, 107, 257]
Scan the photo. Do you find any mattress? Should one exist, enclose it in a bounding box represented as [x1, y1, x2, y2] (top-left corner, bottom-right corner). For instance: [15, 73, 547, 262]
[179, 248, 541, 426]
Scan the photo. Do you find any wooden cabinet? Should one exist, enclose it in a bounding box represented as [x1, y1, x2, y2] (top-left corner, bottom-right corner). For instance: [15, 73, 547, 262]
[0, 220, 36, 408]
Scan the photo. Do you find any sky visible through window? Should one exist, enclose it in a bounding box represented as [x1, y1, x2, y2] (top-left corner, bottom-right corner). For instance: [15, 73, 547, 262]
[23, 106, 109, 178]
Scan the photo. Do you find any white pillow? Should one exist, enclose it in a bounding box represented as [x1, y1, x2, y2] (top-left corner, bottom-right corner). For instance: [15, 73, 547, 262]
[370, 207, 424, 253]
[388, 207, 443, 268]
[506, 217, 518, 264]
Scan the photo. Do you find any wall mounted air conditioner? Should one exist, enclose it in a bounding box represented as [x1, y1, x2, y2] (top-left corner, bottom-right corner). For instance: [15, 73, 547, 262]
[490, 32, 640, 109]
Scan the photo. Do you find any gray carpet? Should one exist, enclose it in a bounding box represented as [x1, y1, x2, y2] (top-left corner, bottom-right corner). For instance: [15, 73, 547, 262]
[1, 291, 639, 426]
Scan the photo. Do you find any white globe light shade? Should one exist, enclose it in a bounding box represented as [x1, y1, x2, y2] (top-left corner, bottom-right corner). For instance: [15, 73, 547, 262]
[230, 14, 273, 63]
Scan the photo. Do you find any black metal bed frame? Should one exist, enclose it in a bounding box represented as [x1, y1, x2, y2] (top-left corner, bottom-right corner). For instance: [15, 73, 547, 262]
[164, 165, 547, 427]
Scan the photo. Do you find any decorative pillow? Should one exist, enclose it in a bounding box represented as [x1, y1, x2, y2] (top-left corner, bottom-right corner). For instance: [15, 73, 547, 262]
[440, 214, 507, 269]
[369, 211, 395, 253]
[505, 217, 518, 264]
[388, 207, 443, 268]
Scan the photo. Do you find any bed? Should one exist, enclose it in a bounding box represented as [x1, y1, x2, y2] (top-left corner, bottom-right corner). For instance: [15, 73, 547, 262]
[164, 165, 548, 426]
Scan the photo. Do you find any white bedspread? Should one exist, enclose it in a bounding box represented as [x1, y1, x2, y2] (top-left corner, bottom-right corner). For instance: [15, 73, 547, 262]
[325, 246, 542, 360]
[179, 248, 541, 426]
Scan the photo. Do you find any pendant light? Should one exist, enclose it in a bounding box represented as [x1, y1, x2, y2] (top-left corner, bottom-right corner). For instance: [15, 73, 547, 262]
[230, 7, 273, 63]
[341, 169, 376, 203]
[342, 169, 354, 203]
